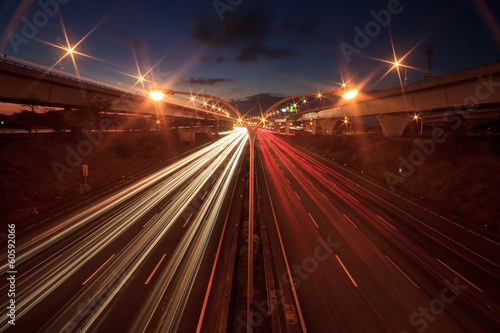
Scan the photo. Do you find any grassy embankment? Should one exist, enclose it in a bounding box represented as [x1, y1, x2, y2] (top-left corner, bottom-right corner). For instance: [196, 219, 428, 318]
[282, 133, 500, 232]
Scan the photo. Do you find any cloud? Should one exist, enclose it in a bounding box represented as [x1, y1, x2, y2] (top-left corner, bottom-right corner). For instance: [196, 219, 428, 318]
[233, 44, 300, 63]
[184, 77, 233, 85]
[200, 54, 226, 64]
[230, 93, 286, 115]
[279, 18, 317, 40]
[191, 8, 272, 47]
[113, 30, 147, 49]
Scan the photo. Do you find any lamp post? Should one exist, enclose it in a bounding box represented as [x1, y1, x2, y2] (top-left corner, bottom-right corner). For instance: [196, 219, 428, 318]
[149, 89, 240, 136]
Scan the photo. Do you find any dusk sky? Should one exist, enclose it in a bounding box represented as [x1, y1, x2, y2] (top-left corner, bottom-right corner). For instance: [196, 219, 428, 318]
[1, 0, 499, 115]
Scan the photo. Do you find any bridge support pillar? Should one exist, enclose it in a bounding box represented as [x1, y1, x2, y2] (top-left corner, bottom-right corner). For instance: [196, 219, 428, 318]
[285, 121, 290, 135]
[214, 118, 219, 137]
[318, 119, 337, 135]
[311, 120, 317, 135]
[376, 114, 412, 137]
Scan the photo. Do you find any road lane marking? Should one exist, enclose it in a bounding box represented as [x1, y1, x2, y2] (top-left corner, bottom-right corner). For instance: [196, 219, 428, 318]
[436, 258, 483, 293]
[321, 192, 330, 200]
[452, 221, 464, 229]
[377, 215, 397, 230]
[484, 237, 500, 246]
[143, 213, 158, 228]
[342, 213, 358, 229]
[466, 229, 481, 237]
[183, 213, 194, 228]
[197, 156, 243, 332]
[385, 255, 419, 288]
[145, 253, 167, 285]
[295, 192, 301, 200]
[307, 151, 500, 264]
[83, 254, 115, 285]
[258, 148, 308, 333]
[286, 178, 291, 185]
[24, 224, 37, 231]
[336, 255, 358, 288]
[308, 213, 319, 228]
[201, 191, 208, 200]
[346, 192, 358, 202]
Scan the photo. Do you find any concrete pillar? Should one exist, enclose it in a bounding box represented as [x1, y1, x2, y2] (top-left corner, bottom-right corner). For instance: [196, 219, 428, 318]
[285, 121, 290, 135]
[214, 118, 219, 136]
[376, 114, 412, 137]
[311, 120, 317, 135]
[318, 119, 338, 135]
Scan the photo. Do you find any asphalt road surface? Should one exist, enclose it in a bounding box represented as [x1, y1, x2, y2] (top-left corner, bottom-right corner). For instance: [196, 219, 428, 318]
[0, 128, 247, 332]
[256, 129, 500, 333]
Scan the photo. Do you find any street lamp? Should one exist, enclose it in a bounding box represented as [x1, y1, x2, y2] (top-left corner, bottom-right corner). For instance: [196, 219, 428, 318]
[149, 90, 165, 100]
[342, 89, 358, 99]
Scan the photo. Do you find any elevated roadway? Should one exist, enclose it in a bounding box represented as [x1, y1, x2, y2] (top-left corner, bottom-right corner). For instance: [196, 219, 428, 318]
[0, 57, 232, 125]
[295, 61, 500, 136]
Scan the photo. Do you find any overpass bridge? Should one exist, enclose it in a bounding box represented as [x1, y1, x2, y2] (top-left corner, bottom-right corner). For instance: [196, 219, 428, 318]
[293, 61, 500, 136]
[0, 57, 233, 132]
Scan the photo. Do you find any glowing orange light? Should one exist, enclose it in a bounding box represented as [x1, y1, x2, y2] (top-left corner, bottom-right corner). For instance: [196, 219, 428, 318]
[342, 89, 358, 99]
[150, 91, 165, 100]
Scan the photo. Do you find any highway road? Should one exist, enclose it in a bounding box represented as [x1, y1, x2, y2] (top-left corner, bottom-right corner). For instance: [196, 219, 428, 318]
[0, 127, 247, 332]
[256, 129, 500, 333]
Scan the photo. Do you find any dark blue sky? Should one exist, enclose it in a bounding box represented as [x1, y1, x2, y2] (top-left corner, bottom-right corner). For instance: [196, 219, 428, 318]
[1, 0, 499, 114]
